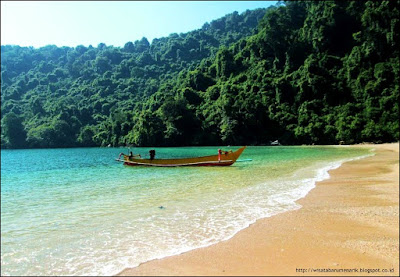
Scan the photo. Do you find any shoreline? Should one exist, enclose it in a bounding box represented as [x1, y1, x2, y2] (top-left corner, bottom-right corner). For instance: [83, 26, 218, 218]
[118, 143, 399, 276]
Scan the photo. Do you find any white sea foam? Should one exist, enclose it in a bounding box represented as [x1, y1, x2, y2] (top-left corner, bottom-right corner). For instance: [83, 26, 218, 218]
[108, 152, 375, 276]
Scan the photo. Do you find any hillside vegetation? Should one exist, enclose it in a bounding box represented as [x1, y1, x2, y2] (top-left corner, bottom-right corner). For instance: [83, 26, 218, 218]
[1, 1, 399, 148]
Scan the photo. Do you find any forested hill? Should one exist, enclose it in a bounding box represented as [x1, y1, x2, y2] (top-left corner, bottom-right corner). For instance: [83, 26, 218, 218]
[1, 8, 266, 148]
[1, 2, 399, 149]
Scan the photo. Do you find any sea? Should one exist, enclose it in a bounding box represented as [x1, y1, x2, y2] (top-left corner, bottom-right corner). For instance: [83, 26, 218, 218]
[1, 146, 373, 276]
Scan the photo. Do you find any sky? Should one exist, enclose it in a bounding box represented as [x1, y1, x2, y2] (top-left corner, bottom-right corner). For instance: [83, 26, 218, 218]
[1, 1, 277, 48]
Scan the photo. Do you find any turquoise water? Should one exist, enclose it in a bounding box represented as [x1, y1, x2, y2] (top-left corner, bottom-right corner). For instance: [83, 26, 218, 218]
[1, 146, 372, 276]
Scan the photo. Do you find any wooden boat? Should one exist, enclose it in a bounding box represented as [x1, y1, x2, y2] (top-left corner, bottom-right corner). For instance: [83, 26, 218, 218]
[115, 146, 246, 167]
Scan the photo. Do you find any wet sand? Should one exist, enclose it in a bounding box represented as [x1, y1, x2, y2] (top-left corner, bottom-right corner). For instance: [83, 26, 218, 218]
[118, 143, 399, 276]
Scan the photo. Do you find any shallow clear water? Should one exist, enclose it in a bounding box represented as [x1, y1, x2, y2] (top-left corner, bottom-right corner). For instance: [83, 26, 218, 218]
[1, 146, 372, 276]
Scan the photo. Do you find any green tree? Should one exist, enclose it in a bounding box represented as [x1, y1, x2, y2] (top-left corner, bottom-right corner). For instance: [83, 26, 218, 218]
[1, 112, 27, 148]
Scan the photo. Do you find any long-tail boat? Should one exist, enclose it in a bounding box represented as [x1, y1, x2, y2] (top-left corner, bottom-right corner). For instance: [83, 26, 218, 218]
[115, 146, 246, 167]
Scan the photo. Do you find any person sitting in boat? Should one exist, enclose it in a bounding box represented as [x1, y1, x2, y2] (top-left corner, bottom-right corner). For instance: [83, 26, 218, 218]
[128, 151, 141, 159]
[218, 149, 231, 155]
[149, 150, 156, 160]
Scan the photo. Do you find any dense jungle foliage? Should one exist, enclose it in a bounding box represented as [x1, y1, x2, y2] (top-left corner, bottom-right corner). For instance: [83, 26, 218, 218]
[1, 1, 399, 149]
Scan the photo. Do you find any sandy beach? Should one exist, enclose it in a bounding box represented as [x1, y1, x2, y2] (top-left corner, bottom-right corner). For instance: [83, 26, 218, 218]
[118, 143, 399, 276]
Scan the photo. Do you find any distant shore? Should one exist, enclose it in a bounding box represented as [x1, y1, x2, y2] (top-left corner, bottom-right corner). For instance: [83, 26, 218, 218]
[118, 143, 399, 276]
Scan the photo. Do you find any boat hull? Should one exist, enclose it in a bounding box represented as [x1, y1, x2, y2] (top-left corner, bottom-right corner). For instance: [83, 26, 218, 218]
[116, 146, 246, 167]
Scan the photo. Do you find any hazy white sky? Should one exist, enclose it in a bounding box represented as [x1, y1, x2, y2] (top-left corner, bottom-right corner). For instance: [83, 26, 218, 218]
[1, 1, 277, 48]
